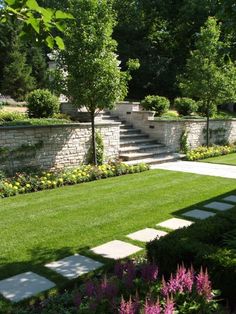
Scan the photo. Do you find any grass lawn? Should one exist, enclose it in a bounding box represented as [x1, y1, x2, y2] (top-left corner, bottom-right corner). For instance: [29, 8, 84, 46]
[200, 153, 236, 165]
[0, 169, 236, 290]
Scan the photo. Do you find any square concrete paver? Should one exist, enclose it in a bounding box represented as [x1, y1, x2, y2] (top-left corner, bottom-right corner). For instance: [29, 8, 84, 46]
[222, 195, 236, 203]
[91, 240, 143, 260]
[204, 201, 234, 211]
[0, 272, 55, 303]
[127, 228, 167, 242]
[157, 218, 193, 230]
[45, 254, 103, 279]
[182, 209, 216, 220]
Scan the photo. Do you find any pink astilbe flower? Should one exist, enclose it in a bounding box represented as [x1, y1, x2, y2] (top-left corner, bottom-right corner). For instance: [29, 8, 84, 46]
[161, 265, 194, 296]
[163, 295, 175, 314]
[196, 268, 212, 300]
[144, 298, 162, 314]
[73, 292, 81, 308]
[119, 296, 137, 314]
[141, 263, 158, 283]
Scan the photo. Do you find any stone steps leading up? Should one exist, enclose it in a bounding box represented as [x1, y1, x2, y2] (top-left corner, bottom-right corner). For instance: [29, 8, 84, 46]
[101, 112, 181, 165]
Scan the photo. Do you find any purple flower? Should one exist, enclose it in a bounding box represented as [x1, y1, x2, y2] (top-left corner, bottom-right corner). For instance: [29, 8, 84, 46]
[163, 296, 175, 314]
[144, 299, 162, 314]
[124, 260, 136, 288]
[119, 296, 138, 314]
[141, 263, 158, 283]
[115, 261, 124, 279]
[196, 268, 212, 300]
[85, 280, 96, 297]
[100, 275, 118, 299]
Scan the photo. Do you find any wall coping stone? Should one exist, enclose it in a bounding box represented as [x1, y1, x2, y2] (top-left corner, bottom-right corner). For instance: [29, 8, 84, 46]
[150, 118, 236, 123]
[0, 121, 121, 131]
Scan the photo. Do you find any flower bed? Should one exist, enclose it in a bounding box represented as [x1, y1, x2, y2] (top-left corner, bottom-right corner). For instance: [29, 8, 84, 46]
[0, 162, 149, 198]
[20, 261, 220, 314]
[185, 145, 236, 161]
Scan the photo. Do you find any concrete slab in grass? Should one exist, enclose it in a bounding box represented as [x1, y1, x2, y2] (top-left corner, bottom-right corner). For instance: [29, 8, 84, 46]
[204, 201, 234, 211]
[0, 272, 55, 303]
[45, 254, 103, 280]
[182, 209, 216, 220]
[222, 195, 236, 203]
[157, 218, 193, 230]
[127, 228, 167, 242]
[91, 240, 143, 260]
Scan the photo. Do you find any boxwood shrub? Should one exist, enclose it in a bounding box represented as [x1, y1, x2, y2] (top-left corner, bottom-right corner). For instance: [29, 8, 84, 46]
[174, 97, 198, 116]
[146, 209, 236, 307]
[141, 95, 170, 116]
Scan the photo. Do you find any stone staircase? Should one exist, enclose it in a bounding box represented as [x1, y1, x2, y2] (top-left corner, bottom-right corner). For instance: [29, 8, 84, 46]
[101, 113, 182, 165]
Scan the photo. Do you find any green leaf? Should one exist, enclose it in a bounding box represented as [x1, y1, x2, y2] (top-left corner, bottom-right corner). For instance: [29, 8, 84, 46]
[46, 35, 54, 49]
[5, 0, 16, 5]
[55, 36, 65, 50]
[55, 10, 74, 20]
[40, 7, 53, 23]
[55, 22, 66, 32]
[27, 17, 40, 34]
[26, 0, 41, 11]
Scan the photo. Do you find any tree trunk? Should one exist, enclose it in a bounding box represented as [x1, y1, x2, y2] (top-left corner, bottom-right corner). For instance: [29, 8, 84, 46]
[91, 111, 97, 165]
[206, 105, 210, 147]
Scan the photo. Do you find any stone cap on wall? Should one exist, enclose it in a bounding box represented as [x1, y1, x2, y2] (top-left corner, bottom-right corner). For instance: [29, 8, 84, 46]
[0, 121, 121, 130]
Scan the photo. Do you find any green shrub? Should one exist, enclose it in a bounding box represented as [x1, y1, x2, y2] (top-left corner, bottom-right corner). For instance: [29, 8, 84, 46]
[0, 111, 27, 122]
[174, 97, 198, 116]
[141, 95, 170, 116]
[87, 131, 104, 165]
[197, 100, 217, 117]
[146, 209, 236, 306]
[27, 89, 59, 118]
[53, 113, 71, 120]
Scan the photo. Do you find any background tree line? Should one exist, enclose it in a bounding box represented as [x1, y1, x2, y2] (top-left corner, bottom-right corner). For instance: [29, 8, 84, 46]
[0, 0, 236, 101]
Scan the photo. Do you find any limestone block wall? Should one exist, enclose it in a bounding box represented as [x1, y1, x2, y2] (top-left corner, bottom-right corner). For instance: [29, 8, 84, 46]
[0, 122, 120, 172]
[111, 104, 236, 151]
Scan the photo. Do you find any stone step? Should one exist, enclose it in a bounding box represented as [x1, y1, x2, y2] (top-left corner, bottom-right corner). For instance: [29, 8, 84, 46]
[120, 150, 171, 161]
[120, 124, 133, 129]
[119, 143, 166, 153]
[120, 129, 141, 134]
[120, 134, 149, 141]
[123, 153, 181, 165]
[120, 138, 158, 147]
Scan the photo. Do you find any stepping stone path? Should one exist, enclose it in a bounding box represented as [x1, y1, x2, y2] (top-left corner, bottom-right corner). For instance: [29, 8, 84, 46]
[3, 195, 235, 302]
[223, 195, 236, 203]
[182, 209, 216, 220]
[204, 201, 234, 211]
[127, 228, 167, 242]
[157, 218, 193, 230]
[45, 254, 103, 280]
[91, 240, 143, 260]
[0, 272, 55, 303]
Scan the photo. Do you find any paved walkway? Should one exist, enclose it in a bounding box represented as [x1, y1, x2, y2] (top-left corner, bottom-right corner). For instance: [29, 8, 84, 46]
[151, 161, 236, 179]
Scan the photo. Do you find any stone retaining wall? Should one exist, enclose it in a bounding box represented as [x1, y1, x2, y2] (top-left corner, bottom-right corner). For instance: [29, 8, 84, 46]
[111, 104, 236, 150]
[0, 122, 120, 172]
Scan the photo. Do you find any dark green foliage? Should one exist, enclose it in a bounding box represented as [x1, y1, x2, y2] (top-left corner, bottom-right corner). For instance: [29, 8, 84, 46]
[146, 209, 236, 306]
[141, 95, 170, 116]
[174, 97, 198, 116]
[27, 89, 59, 118]
[1, 39, 36, 100]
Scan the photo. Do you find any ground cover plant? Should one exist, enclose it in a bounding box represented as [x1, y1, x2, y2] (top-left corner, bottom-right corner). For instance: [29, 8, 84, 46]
[200, 153, 236, 165]
[146, 209, 236, 308]
[185, 145, 236, 161]
[0, 162, 149, 198]
[17, 261, 221, 314]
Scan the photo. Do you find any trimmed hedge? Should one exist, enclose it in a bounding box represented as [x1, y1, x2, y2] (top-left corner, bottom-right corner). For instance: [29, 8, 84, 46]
[141, 95, 170, 116]
[146, 209, 236, 307]
[186, 145, 236, 161]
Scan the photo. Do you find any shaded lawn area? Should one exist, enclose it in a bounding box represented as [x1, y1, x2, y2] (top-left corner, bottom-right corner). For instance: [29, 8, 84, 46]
[0, 169, 236, 287]
[199, 153, 236, 165]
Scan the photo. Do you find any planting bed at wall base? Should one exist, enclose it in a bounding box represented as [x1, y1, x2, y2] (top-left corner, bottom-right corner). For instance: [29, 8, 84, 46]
[146, 209, 236, 308]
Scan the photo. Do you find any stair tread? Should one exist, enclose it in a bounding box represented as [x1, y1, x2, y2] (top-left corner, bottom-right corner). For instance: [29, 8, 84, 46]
[124, 154, 181, 165]
[120, 144, 165, 151]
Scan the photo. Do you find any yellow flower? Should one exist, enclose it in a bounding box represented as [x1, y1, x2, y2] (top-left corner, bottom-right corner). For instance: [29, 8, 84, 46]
[26, 184, 31, 188]
[58, 178, 63, 183]
[13, 186, 18, 190]
[15, 182, 20, 186]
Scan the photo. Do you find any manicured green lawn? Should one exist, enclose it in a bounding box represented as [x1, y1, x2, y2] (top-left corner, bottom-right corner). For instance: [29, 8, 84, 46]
[200, 153, 236, 165]
[0, 169, 236, 287]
